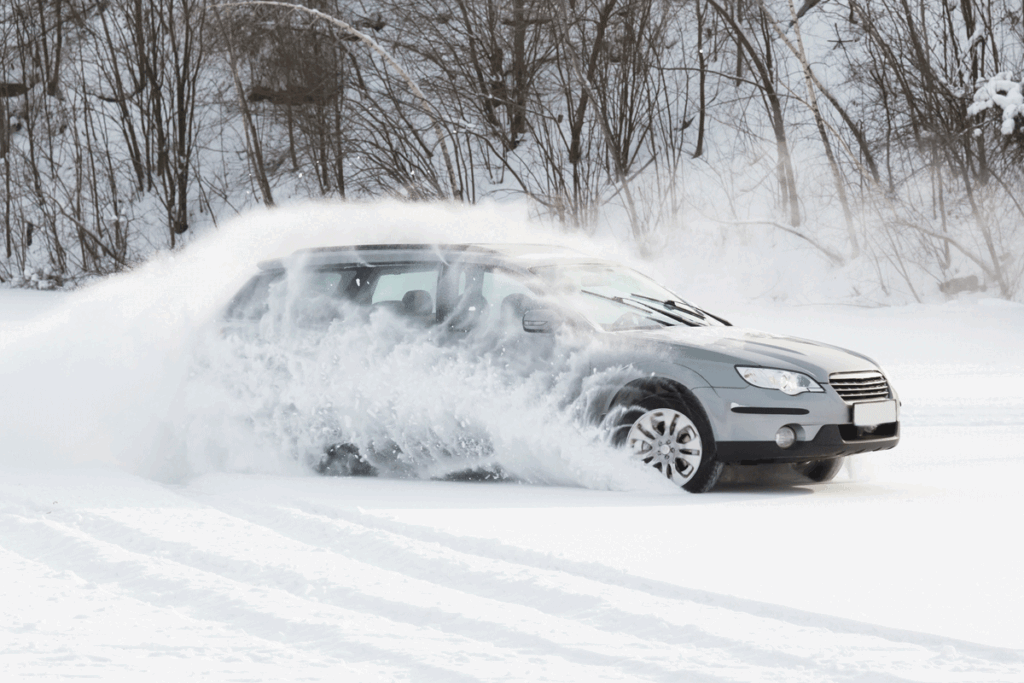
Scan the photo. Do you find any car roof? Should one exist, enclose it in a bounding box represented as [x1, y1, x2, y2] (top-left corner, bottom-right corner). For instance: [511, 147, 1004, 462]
[257, 243, 596, 271]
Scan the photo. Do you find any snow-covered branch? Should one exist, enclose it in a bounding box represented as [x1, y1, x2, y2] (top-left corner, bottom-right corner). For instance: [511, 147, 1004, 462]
[968, 73, 1024, 136]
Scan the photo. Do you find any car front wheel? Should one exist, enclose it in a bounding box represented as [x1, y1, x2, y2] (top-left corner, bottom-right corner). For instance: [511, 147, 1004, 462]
[611, 385, 723, 493]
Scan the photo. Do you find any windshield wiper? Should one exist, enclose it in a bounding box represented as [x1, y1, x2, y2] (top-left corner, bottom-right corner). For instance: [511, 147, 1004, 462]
[579, 290, 676, 327]
[629, 293, 732, 327]
[581, 290, 698, 327]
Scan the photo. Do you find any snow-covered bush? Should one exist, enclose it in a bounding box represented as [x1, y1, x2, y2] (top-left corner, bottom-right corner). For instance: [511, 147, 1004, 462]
[9, 266, 63, 290]
[969, 72, 1024, 136]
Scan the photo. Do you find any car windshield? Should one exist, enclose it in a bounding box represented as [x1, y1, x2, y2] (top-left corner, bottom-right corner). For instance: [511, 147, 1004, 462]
[531, 263, 727, 331]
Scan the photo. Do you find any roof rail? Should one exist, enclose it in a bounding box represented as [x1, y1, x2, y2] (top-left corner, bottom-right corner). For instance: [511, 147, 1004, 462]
[293, 243, 489, 254]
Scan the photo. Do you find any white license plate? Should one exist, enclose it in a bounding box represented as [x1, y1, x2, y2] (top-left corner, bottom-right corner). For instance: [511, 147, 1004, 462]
[853, 400, 897, 426]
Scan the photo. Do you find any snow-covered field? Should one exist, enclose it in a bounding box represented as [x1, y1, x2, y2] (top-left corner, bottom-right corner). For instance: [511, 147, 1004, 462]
[2, 204, 1023, 681]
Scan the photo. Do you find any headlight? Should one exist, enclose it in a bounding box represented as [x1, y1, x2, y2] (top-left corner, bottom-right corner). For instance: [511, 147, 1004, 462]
[736, 366, 824, 395]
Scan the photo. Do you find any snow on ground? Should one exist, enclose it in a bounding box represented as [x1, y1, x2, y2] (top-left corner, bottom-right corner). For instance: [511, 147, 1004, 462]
[2, 202, 1023, 681]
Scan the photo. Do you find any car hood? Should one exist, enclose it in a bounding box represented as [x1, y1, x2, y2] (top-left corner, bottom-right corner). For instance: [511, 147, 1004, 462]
[620, 326, 880, 381]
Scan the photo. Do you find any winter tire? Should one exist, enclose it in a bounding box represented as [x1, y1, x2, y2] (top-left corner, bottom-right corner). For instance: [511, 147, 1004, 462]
[317, 442, 378, 476]
[611, 382, 723, 493]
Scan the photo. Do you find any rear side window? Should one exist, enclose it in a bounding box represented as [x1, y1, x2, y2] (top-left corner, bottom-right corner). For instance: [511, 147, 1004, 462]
[371, 268, 439, 308]
[226, 271, 282, 320]
[288, 269, 359, 324]
[228, 264, 443, 325]
[297, 269, 350, 298]
[226, 268, 357, 323]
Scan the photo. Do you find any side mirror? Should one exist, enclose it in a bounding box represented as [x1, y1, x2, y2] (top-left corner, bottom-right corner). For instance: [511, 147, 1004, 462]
[522, 308, 561, 333]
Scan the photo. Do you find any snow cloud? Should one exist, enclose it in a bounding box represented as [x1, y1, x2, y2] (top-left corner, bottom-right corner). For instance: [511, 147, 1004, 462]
[0, 200, 665, 492]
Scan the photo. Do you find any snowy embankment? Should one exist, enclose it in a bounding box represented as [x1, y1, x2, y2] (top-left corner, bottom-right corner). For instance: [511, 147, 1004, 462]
[2, 203, 1023, 681]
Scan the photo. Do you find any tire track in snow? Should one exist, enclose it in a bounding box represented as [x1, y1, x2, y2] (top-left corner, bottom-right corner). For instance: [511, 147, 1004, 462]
[203, 498, 907, 677]
[44, 506, 827, 683]
[215, 497, 1022, 682]
[1, 506, 755, 683]
[0, 545, 377, 682]
[188, 492, 1023, 682]
[4, 481, 1021, 683]
[0, 509, 604, 683]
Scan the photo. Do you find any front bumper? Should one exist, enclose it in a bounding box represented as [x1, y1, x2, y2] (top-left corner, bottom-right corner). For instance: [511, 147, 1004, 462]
[691, 383, 900, 464]
[716, 422, 900, 464]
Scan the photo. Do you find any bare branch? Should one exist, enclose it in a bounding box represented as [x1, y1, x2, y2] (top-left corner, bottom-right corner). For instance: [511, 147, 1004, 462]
[217, 1, 462, 201]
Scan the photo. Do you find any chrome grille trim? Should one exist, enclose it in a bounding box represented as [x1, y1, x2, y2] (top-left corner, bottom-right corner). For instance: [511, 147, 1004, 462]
[829, 370, 890, 403]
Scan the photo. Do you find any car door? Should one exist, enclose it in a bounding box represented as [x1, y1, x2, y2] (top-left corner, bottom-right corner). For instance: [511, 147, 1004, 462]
[438, 264, 537, 331]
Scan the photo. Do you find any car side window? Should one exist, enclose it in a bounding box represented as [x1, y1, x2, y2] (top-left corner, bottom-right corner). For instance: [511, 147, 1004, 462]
[288, 268, 356, 325]
[226, 271, 283, 320]
[444, 267, 538, 332]
[481, 270, 535, 308]
[229, 264, 445, 328]
[368, 265, 440, 321]
[482, 270, 536, 327]
[372, 268, 438, 304]
[298, 269, 349, 297]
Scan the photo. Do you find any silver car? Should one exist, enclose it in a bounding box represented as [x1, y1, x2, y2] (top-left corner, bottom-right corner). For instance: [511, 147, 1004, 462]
[224, 243, 900, 492]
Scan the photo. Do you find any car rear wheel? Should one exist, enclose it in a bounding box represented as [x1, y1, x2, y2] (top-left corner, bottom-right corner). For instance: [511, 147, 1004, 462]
[796, 457, 845, 483]
[611, 384, 722, 493]
[317, 443, 378, 476]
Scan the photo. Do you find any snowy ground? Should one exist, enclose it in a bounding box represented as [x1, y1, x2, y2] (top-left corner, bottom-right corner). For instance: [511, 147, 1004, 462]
[2, 204, 1023, 681]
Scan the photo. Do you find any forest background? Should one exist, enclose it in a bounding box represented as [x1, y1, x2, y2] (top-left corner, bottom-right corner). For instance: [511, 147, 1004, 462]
[1, 0, 1023, 302]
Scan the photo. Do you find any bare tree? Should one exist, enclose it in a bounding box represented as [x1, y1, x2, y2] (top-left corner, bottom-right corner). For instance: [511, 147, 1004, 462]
[706, 0, 802, 227]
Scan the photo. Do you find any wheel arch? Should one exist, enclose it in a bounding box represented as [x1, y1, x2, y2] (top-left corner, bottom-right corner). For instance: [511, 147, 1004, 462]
[586, 359, 712, 425]
[609, 376, 716, 433]
[610, 376, 702, 410]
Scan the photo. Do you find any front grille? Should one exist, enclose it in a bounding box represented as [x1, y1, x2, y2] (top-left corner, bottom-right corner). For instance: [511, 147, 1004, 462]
[829, 370, 890, 403]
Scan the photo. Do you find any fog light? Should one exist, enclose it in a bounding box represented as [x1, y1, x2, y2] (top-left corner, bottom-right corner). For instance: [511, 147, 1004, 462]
[775, 426, 796, 449]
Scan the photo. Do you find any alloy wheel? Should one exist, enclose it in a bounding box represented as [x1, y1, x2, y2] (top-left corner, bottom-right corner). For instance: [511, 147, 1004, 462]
[626, 408, 703, 486]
